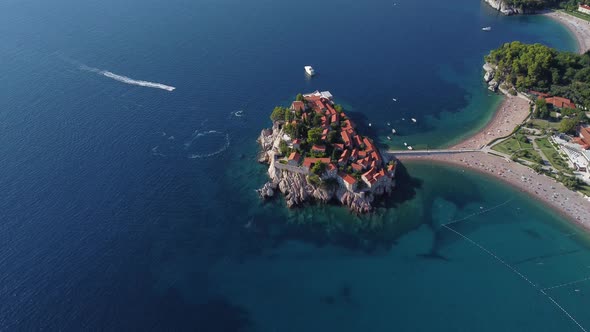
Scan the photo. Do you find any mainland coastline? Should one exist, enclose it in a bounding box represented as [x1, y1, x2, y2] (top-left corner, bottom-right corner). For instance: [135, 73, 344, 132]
[397, 10, 590, 230]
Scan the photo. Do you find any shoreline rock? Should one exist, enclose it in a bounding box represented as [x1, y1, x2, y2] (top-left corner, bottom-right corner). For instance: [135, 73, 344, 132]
[256, 125, 395, 214]
[483, 0, 525, 15]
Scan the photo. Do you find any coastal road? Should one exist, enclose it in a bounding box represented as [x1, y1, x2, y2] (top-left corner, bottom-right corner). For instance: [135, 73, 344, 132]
[386, 149, 481, 157]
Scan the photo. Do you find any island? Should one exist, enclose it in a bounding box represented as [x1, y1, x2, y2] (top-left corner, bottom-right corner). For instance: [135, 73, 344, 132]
[257, 91, 397, 213]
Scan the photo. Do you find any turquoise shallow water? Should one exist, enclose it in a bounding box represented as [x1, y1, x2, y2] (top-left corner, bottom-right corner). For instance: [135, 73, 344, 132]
[213, 162, 590, 331]
[0, 0, 586, 330]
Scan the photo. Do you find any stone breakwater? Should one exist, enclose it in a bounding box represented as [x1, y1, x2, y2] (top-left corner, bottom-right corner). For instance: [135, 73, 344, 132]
[256, 124, 393, 214]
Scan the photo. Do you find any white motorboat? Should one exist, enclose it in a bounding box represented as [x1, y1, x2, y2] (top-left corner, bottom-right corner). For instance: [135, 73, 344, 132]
[392, 98, 397, 102]
[404, 142, 407, 146]
[369, 123, 372, 127]
[482, 26, 491, 31]
[391, 129, 396, 134]
[387, 136, 391, 140]
[304, 66, 315, 76]
[387, 122, 391, 126]
[411, 118, 417, 123]
[407, 146, 413, 150]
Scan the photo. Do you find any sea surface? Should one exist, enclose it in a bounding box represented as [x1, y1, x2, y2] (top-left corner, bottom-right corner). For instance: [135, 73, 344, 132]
[0, 0, 588, 330]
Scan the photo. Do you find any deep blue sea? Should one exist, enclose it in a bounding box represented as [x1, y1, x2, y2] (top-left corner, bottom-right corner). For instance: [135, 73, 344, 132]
[1, 0, 589, 330]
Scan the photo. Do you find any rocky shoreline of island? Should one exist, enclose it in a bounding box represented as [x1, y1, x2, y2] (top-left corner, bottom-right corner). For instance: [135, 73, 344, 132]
[257, 91, 397, 214]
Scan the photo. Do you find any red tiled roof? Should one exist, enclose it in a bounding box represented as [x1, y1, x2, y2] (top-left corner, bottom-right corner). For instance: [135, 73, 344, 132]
[581, 127, 590, 146]
[339, 172, 357, 185]
[581, 4, 590, 10]
[302, 157, 330, 168]
[530, 90, 550, 98]
[351, 163, 363, 172]
[341, 131, 352, 146]
[288, 152, 301, 162]
[291, 101, 305, 112]
[333, 143, 344, 151]
[545, 96, 575, 109]
[327, 163, 337, 171]
[312, 144, 326, 152]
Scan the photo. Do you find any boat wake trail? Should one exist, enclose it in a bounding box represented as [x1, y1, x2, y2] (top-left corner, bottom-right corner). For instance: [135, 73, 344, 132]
[79, 65, 175, 91]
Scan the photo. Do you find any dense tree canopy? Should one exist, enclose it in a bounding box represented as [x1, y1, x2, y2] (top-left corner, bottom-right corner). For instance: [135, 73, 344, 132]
[486, 41, 590, 109]
[504, 0, 588, 10]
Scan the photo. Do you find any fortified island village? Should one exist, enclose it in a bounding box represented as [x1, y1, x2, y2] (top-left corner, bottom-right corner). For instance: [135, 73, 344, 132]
[258, 90, 396, 213]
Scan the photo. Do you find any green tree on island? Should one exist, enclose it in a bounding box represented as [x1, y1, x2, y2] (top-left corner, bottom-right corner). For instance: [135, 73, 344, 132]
[307, 127, 323, 145]
[296, 93, 304, 102]
[270, 106, 286, 122]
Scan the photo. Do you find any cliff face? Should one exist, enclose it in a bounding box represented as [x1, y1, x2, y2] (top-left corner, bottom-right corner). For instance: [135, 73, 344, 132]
[256, 125, 394, 214]
[483, 62, 515, 96]
[483, 0, 524, 15]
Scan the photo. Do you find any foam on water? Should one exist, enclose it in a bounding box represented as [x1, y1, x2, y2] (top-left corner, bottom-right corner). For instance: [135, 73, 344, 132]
[79, 65, 175, 91]
[185, 130, 230, 159]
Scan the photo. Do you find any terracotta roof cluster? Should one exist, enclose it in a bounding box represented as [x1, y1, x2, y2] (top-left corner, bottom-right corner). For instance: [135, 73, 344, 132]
[581, 4, 590, 10]
[282, 91, 395, 190]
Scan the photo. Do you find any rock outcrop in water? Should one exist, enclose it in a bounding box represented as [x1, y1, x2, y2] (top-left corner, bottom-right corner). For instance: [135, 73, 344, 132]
[256, 91, 397, 214]
[483, 0, 524, 15]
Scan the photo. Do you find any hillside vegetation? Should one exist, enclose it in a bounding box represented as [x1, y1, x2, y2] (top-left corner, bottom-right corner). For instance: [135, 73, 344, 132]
[485, 41, 590, 109]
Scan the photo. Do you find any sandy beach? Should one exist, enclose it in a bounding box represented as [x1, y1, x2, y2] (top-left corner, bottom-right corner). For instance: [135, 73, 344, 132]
[545, 10, 590, 54]
[452, 95, 531, 149]
[400, 152, 590, 229]
[399, 91, 589, 228]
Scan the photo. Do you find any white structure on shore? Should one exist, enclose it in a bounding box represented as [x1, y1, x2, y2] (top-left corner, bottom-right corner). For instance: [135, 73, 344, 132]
[579, 4, 590, 15]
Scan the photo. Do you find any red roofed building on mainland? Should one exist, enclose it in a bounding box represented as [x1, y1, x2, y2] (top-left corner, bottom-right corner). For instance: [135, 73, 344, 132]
[338, 172, 357, 192]
[529, 90, 550, 98]
[288, 151, 301, 166]
[350, 149, 359, 161]
[290, 101, 306, 112]
[579, 126, 590, 150]
[545, 96, 576, 109]
[333, 143, 344, 151]
[579, 4, 590, 15]
[291, 139, 301, 149]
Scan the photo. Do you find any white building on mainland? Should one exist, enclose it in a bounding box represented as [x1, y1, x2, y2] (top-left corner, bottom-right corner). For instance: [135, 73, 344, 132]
[579, 4, 590, 15]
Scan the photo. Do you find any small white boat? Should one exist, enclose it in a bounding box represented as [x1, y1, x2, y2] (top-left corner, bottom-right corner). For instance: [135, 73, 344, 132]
[387, 136, 391, 140]
[391, 129, 396, 134]
[369, 123, 372, 127]
[402, 118, 405, 121]
[411, 118, 417, 123]
[404, 142, 407, 146]
[392, 98, 397, 102]
[482, 26, 491, 31]
[304, 65, 315, 76]
[387, 122, 391, 126]
[407, 146, 413, 150]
